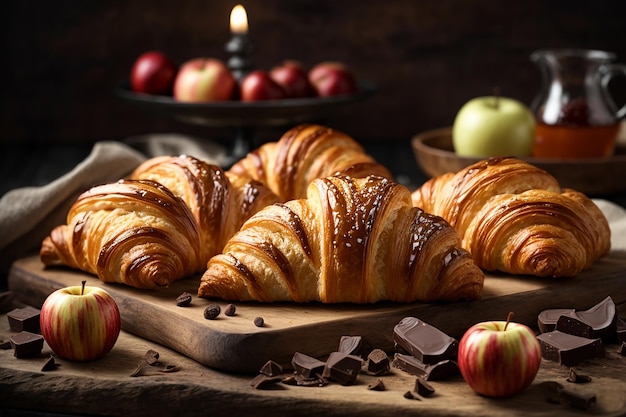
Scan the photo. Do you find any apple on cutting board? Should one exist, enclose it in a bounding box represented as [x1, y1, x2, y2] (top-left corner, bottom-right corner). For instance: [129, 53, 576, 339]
[40, 281, 121, 362]
[452, 95, 536, 157]
[457, 313, 542, 398]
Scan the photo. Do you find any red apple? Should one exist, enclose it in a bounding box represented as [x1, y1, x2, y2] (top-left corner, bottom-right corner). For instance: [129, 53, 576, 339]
[173, 58, 236, 102]
[40, 281, 121, 362]
[240, 70, 288, 101]
[269, 60, 316, 98]
[308, 61, 358, 97]
[130, 51, 178, 95]
[457, 313, 542, 397]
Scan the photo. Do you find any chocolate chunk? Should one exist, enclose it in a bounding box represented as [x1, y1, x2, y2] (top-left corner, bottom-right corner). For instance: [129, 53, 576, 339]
[537, 308, 575, 333]
[176, 292, 192, 307]
[555, 296, 617, 341]
[365, 349, 390, 376]
[291, 352, 326, 379]
[567, 367, 591, 383]
[203, 304, 221, 320]
[338, 335, 371, 359]
[536, 331, 604, 366]
[250, 373, 283, 389]
[41, 355, 59, 372]
[367, 378, 386, 391]
[322, 352, 363, 385]
[7, 306, 41, 332]
[254, 317, 264, 327]
[616, 317, 626, 344]
[10, 331, 44, 358]
[415, 377, 435, 397]
[224, 304, 237, 316]
[618, 342, 626, 356]
[560, 387, 596, 410]
[393, 317, 457, 364]
[259, 360, 283, 377]
[392, 353, 459, 381]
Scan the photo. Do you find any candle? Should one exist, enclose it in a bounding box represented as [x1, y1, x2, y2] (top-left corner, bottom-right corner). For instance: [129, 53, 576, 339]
[226, 4, 254, 81]
[230, 4, 248, 34]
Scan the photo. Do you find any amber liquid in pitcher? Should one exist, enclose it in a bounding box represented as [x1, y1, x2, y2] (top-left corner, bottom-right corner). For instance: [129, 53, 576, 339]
[533, 122, 620, 159]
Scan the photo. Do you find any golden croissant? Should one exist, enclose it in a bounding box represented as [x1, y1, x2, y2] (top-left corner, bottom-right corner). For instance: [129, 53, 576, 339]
[411, 157, 611, 277]
[228, 124, 393, 201]
[198, 175, 484, 303]
[40, 155, 281, 288]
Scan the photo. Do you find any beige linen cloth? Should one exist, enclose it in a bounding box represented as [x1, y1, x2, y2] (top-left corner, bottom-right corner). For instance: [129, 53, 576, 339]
[0, 134, 227, 278]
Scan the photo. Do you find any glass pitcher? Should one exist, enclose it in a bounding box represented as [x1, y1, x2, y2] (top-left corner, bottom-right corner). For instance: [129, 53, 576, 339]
[530, 49, 626, 158]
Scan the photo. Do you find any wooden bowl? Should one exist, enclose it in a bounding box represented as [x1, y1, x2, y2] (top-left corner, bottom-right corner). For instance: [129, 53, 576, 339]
[412, 127, 626, 196]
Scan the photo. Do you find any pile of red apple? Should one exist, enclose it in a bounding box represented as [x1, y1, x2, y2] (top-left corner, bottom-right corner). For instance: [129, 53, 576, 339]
[130, 51, 359, 102]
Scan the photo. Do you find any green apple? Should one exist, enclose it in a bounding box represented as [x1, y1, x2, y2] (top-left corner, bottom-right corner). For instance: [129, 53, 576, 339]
[452, 96, 536, 157]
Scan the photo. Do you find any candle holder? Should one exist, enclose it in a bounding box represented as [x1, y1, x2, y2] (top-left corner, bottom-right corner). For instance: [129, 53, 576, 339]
[225, 34, 254, 82]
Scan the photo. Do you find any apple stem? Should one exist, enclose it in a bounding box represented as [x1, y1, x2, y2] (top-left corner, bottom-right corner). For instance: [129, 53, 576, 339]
[81, 280, 86, 296]
[493, 86, 500, 109]
[504, 311, 514, 331]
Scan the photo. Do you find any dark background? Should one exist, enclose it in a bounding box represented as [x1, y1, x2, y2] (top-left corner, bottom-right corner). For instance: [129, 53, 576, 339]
[2, 0, 626, 148]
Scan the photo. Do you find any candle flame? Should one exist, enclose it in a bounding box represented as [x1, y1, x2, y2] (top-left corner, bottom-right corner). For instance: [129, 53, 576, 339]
[230, 4, 248, 34]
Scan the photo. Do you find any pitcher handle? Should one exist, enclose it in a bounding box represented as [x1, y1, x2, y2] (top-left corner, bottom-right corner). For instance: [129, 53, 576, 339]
[600, 63, 626, 120]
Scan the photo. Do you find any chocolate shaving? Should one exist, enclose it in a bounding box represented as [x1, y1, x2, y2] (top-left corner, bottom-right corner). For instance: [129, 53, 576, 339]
[415, 377, 435, 397]
[250, 373, 283, 389]
[260, 360, 283, 377]
[41, 355, 59, 372]
[145, 349, 160, 366]
[403, 390, 421, 400]
[367, 378, 386, 391]
[159, 364, 181, 373]
[567, 368, 591, 383]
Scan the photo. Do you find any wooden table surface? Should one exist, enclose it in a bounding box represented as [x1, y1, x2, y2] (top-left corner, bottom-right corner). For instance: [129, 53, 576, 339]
[2, 299, 626, 417]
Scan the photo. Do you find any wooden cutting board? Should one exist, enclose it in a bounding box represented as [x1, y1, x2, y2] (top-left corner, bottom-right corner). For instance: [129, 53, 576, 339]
[8, 253, 626, 373]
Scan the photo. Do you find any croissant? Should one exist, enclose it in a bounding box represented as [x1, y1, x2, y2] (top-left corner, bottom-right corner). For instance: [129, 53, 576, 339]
[228, 124, 393, 201]
[40, 155, 281, 288]
[198, 175, 484, 303]
[411, 157, 611, 277]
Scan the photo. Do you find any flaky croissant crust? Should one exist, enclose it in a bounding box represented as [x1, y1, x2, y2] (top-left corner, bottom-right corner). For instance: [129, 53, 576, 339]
[411, 157, 611, 277]
[40, 155, 281, 288]
[198, 175, 484, 303]
[228, 124, 393, 201]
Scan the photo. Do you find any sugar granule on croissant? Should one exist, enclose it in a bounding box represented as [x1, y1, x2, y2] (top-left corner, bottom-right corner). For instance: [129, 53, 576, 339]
[198, 175, 484, 303]
[411, 157, 611, 277]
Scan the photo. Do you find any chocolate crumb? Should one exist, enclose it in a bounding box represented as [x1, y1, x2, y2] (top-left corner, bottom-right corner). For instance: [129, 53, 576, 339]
[224, 304, 237, 316]
[204, 304, 221, 320]
[567, 367, 591, 383]
[145, 349, 160, 366]
[254, 316, 264, 327]
[176, 292, 193, 307]
[367, 378, 386, 391]
[41, 355, 59, 372]
[159, 364, 181, 373]
[403, 390, 421, 400]
[415, 377, 435, 397]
